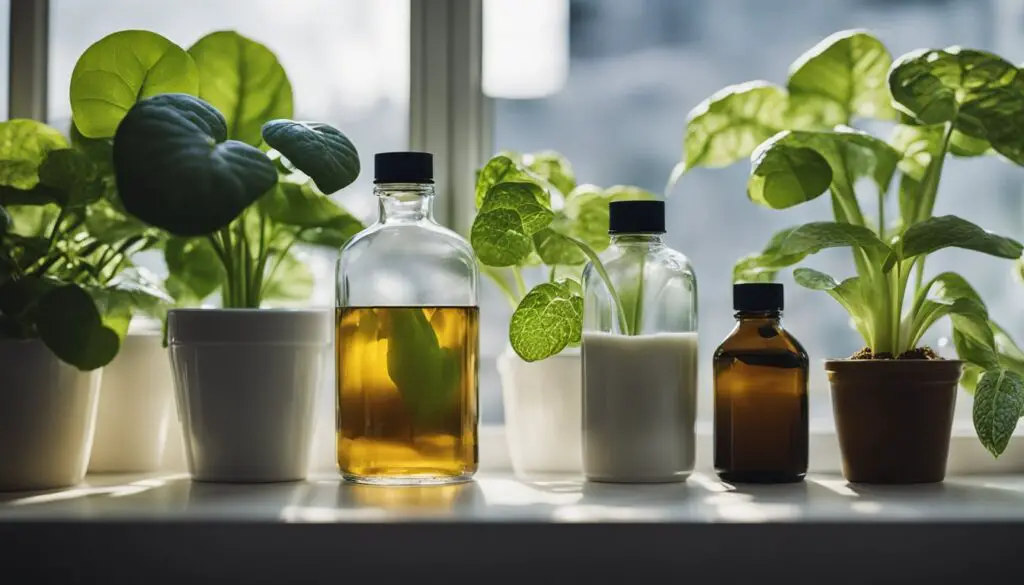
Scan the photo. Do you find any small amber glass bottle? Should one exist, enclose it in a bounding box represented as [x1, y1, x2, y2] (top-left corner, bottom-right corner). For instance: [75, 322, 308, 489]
[714, 283, 808, 483]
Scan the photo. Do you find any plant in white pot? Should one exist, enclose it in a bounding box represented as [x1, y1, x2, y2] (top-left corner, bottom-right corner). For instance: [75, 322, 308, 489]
[470, 151, 653, 477]
[104, 41, 361, 481]
[0, 119, 164, 490]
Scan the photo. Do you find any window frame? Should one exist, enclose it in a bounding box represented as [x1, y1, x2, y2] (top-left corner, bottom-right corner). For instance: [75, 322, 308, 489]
[10, 0, 1023, 476]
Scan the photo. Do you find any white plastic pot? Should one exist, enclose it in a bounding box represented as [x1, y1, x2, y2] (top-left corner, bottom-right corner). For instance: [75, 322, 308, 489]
[497, 344, 582, 477]
[0, 339, 102, 491]
[168, 309, 331, 483]
[89, 329, 175, 473]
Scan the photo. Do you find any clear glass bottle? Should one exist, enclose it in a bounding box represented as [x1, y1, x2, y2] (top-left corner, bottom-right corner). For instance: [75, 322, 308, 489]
[581, 200, 698, 483]
[335, 152, 479, 485]
[714, 283, 808, 483]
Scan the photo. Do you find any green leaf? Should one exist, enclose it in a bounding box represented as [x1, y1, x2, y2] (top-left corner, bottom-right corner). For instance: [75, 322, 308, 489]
[888, 47, 1024, 164]
[164, 236, 225, 305]
[34, 284, 121, 370]
[0, 120, 70, 190]
[522, 151, 575, 196]
[732, 226, 808, 282]
[961, 363, 985, 395]
[475, 154, 544, 208]
[70, 123, 114, 173]
[973, 368, 1024, 456]
[533, 227, 586, 266]
[681, 81, 791, 172]
[85, 199, 160, 246]
[471, 182, 554, 267]
[113, 93, 278, 236]
[792, 268, 870, 341]
[478, 182, 552, 234]
[561, 184, 655, 251]
[261, 121, 359, 194]
[748, 127, 898, 209]
[4, 204, 59, 238]
[261, 250, 313, 305]
[261, 181, 362, 235]
[38, 148, 106, 208]
[71, 30, 199, 139]
[776, 221, 889, 257]
[385, 307, 462, 422]
[892, 215, 1023, 267]
[787, 30, 895, 125]
[189, 31, 293, 146]
[509, 280, 583, 362]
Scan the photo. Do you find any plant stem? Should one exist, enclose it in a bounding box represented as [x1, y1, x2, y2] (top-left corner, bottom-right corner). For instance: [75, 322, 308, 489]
[632, 252, 645, 335]
[877, 188, 886, 241]
[217, 227, 237, 307]
[567, 235, 631, 335]
[481, 265, 519, 310]
[512, 267, 527, 299]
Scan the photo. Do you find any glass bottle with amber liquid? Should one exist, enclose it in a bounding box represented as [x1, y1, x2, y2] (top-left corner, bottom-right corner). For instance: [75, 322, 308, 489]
[335, 152, 479, 485]
[714, 283, 807, 483]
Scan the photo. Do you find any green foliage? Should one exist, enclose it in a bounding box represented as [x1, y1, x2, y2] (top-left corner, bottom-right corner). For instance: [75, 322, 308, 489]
[386, 308, 462, 421]
[0, 120, 69, 190]
[678, 29, 1024, 456]
[188, 31, 293, 146]
[471, 152, 654, 360]
[261, 121, 360, 194]
[71, 30, 199, 139]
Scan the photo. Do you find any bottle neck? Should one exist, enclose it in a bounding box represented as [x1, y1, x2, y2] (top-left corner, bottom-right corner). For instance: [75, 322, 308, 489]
[375, 182, 435, 222]
[735, 309, 782, 324]
[610, 233, 665, 248]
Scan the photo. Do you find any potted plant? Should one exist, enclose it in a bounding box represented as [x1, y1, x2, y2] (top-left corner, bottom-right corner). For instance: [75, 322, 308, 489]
[674, 29, 1024, 483]
[0, 117, 163, 490]
[470, 151, 653, 477]
[94, 31, 362, 483]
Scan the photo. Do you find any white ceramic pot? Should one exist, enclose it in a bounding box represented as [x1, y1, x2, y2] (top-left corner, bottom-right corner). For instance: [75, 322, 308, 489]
[497, 344, 583, 477]
[0, 339, 102, 491]
[168, 309, 330, 483]
[88, 329, 175, 473]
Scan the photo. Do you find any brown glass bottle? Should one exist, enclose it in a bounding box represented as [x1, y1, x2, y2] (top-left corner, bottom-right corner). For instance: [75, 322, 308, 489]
[714, 283, 808, 483]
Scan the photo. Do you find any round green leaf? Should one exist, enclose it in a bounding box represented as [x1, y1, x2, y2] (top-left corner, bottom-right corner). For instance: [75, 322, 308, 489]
[471, 208, 535, 267]
[189, 31, 293, 146]
[475, 154, 541, 208]
[749, 142, 832, 209]
[34, 284, 121, 370]
[71, 30, 199, 139]
[261, 121, 359, 194]
[0, 120, 70, 190]
[509, 280, 583, 362]
[113, 93, 278, 236]
[788, 30, 895, 125]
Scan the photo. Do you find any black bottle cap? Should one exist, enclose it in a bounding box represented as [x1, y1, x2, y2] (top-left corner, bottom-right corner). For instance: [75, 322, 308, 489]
[734, 282, 784, 312]
[608, 200, 666, 234]
[374, 151, 434, 184]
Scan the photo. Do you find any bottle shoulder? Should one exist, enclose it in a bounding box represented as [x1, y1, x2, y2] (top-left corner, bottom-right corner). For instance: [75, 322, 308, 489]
[340, 221, 476, 264]
[715, 321, 809, 360]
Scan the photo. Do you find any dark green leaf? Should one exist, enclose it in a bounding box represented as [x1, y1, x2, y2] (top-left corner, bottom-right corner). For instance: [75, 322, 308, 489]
[189, 31, 293, 146]
[71, 30, 198, 139]
[777, 221, 889, 257]
[261, 121, 359, 194]
[38, 148, 106, 208]
[0, 206, 9, 237]
[973, 368, 1024, 456]
[787, 30, 895, 125]
[509, 280, 583, 362]
[681, 82, 791, 173]
[386, 307, 462, 422]
[113, 93, 278, 236]
[0, 120, 70, 190]
[34, 284, 121, 370]
[70, 123, 114, 173]
[893, 215, 1023, 266]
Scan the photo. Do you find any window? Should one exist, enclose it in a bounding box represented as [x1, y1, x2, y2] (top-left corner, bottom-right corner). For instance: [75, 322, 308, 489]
[484, 0, 1024, 426]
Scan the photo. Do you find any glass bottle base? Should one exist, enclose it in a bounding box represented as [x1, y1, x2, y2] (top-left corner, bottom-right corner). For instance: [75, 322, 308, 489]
[716, 470, 806, 484]
[341, 470, 476, 486]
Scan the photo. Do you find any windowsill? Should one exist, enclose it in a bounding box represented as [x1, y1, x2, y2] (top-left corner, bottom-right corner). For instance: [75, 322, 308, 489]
[2, 470, 1023, 581]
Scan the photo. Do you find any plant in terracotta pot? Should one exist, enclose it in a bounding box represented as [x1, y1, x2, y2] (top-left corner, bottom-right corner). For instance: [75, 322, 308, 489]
[673, 30, 1024, 483]
[0, 117, 167, 490]
[83, 30, 363, 483]
[470, 151, 653, 477]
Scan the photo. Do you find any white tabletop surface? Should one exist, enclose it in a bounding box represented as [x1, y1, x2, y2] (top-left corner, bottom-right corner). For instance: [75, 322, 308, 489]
[1, 471, 1023, 523]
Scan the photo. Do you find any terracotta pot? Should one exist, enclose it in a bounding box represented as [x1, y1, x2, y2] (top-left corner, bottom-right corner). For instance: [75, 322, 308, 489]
[826, 359, 962, 484]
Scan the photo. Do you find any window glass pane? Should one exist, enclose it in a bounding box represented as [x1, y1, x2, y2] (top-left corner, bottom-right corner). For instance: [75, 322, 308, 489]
[0, 1, 8, 117]
[488, 0, 1024, 425]
[48, 0, 409, 304]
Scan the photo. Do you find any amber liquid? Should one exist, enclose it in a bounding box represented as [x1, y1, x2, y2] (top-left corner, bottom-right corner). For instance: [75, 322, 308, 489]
[336, 306, 478, 484]
[714, 315, 808, 483]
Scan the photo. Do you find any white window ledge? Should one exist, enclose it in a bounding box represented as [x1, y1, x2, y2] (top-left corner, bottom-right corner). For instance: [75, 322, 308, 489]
[0, 470, 1022, 582]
